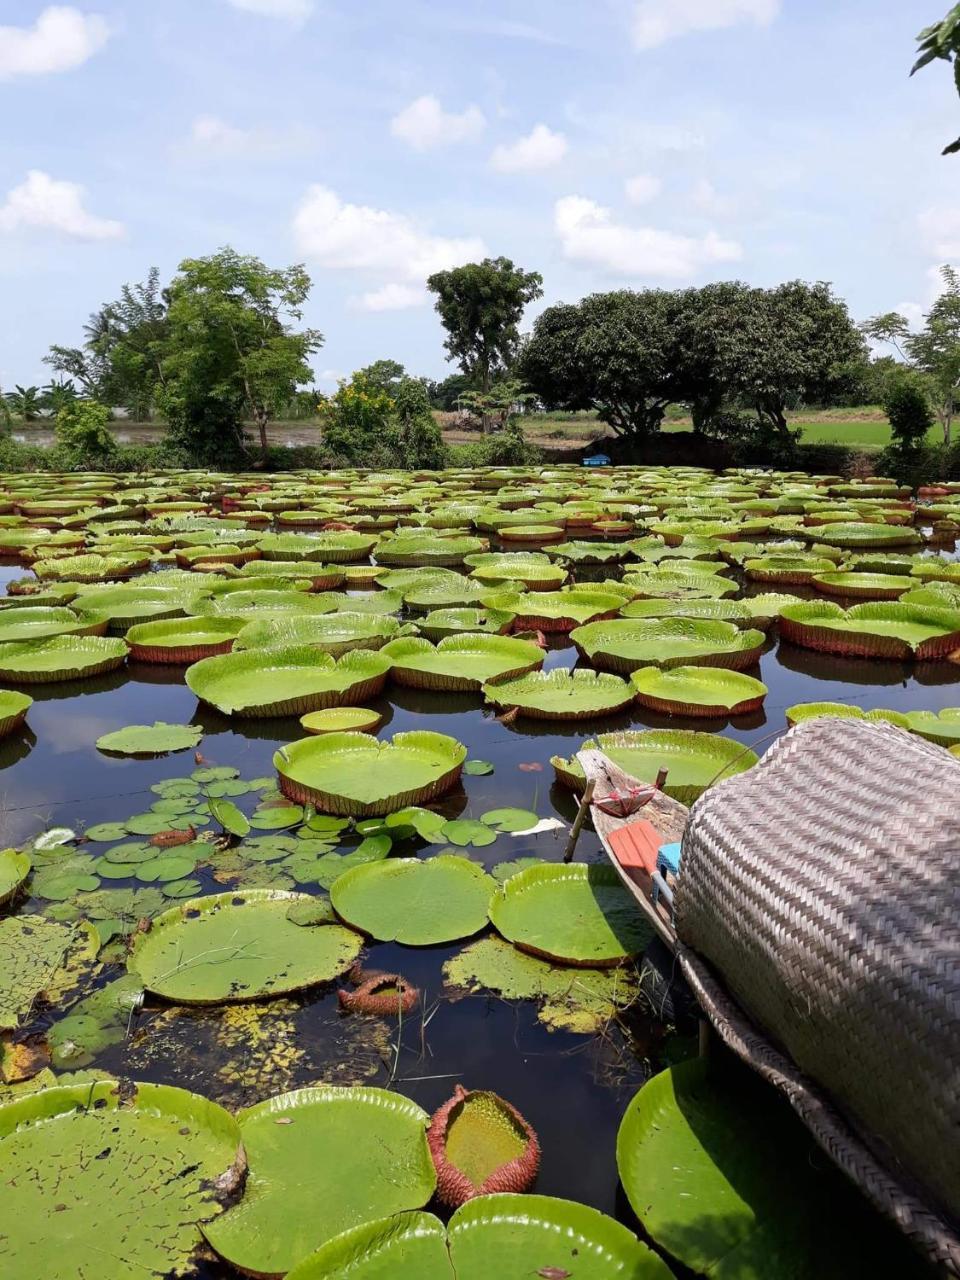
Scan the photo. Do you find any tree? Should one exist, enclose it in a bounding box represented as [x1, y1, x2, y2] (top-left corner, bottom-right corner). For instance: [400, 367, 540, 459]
[317, 372, 397, 464]
[883, 375, 934, 453]
[4, 385, 42, 421]
[54, 401, 117, 466]
[459, 379, 535, 432]
[158, 248, 323, 462]
[392, 377, 446, 469]
[45, 269, 169, 416]
[427, 257, 543, 431]
[864, 266, 960, 443]
[520, 290, 687, 441]
[358, 360, 406, 394]
[427, 371, 474, 410]
[912, 5, 960, 153]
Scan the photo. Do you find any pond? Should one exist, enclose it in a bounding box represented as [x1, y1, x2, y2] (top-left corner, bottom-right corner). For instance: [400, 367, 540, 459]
[0, 467, 950, 1279]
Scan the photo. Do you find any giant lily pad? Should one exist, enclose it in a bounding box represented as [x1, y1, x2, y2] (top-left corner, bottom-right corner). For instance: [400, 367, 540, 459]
[70, 584, 192, 631]
[743, 554, 837, 584]
[0, 848, 30, 908]
[444, 935, 641, 1033]
[801, 521, 921, 549]
[129, 889, 363, 1002]
[0, 606, 104, 643]
[203, 1086, 436, 1276]
[622, 568, 738, 600]
[572, 618, 765, 675]
[484, 588, 625, 632]
[617, 1057, 920, 1279]
[125, 615, 245, 663]
[187, 647, 390, 717]
[235, 612, 402, 657]
[0, 634, 128, 682]
[779, 600, 960, 659]
[374, 533, 485, 566]
[418, 606, 516, 642]
[631, 666, 768, 718]
[286, 1196, 671, 1280]
[0, 917, 99, 1028]
[330, 855, 495, 945]
[0, 689, 32, 737]
[95, 722, 204, 756]
[811, 571, 914, 601]
[903, 708, 960, 746]
[0, 1079, 244, 1280]
[382, 634, 544, 693]
[482, 669, 636, 720]
[467, 552, 567, 589]
[488, 863, 651, 966]
[275, 730, 467, 816]
[552, 730, 758, 805]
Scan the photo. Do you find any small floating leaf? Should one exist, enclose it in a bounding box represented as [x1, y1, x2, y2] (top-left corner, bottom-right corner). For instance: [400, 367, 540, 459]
[463, 759, 494, 775]
[95, 722, 203, 756]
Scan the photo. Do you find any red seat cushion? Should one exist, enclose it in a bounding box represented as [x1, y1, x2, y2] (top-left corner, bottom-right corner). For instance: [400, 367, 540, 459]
[608, 820, 661, 874]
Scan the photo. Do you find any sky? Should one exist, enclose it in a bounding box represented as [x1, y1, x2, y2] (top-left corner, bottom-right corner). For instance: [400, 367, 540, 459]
[1, 0, 960, 390]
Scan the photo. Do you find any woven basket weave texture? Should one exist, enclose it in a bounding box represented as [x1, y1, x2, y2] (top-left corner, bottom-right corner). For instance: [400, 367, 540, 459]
[675, 716, 960, 1230]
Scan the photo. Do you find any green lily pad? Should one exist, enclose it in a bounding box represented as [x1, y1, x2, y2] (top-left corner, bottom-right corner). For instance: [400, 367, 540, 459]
[382, 633, 544, 693]
[779, 600, 960, 659]
[903, 708, 960, 745]
[331, 855, 495, 945]
[482, 669, 636, 720]
[95, 722, 204, 756]
[286, 1196, 671, 1280]
[631, 666, 768, 717]
[0, 1079, 244, 1279]
[0, 917, 99, 1028]
[187, 646, 391, 717]
[617, 1058, 922, 1278]
[135, 854, 200, 883]
[209, 798, 251, 837]
[463, 759, 495, 775]
[275, 730, 467, 817]
[491, 856, 547, 883]
[442, 819, 498, 848]
[249, 804, 304, 830]
[489, 863, 651, 966]
[192, 766, 240, 782]
[481, 808, 539, 833]
[444, 935, 640, 1034]
[0, 634, 128, 683]
[162, 878, 205, 898]
[47, 973, 144, 1067]
[571, 618, 765, 675]
[0, 848, 31, 908]
[202, 1087, 436, 1277]
[129, 889, 364, 1002]
[83, 821, 131, 842]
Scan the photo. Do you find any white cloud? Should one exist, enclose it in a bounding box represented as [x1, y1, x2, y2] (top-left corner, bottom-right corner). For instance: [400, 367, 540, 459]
[555, 194, 741, 279]
[225, 0, 313, 18]
[390, 96, 486, 150]
[917, 206, 960, 259]
[0, 170, 124, 241]
[625, 174, 662, 205]
[633, 0, 779, 50]
[0, 6, 109, 79]
[490, 124, 568, 173]
[292, 185, 485, 310]
[691, 178, 736, 216]
[185, 114, 312, 158]
[358, 283, 430, 311]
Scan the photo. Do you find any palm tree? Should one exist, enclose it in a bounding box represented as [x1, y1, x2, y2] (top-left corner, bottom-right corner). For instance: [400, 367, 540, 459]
[41, 379, 78, 415]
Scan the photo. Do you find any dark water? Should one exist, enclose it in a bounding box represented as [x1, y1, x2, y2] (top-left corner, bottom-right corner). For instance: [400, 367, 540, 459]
[0, 552, 949, 1278]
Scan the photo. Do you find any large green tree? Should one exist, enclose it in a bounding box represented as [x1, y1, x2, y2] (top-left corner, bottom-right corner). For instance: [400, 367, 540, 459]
[157, 248, 322, 462]
[427, 257, 543, 430]
[864, 264, 960, 444]
[519, 289, 688, 440]
[45, 268, 169, 419]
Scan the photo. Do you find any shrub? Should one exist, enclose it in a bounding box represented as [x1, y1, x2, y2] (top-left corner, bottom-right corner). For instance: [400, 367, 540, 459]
[393, 378, 446, 469]
[54, 400, 117, 466]
[882, 377, 933, 453]
[317, 373, 398, 464]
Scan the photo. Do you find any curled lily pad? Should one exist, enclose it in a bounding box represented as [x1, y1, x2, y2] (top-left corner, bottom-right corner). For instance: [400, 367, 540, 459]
[0, 634, 127, 683]
[0, 1079, 244, 1279]
[300, 706, 383, 735]
[482, 669, 635, 721]
[187, 647, 391, 717]
[275, 730, 467, 817]
[382, 634, 544, 693]
[488, 863, 651, 966]
[129, 889, 364, 1002]
[631, 666, 768, 718]
[126, 616, 245, 664]
[0, 688, 32, 737]
[236, 612, 403, 658]
[95, 722, 204, 756]
[572, 618, 765, 675]
[203, 1086, 436, 1277]
[552, 730, 758, 805]
[779, 600, 960, 659]
[331, 855, 495, 945]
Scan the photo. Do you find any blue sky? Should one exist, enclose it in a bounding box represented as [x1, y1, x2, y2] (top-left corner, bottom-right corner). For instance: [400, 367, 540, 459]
[1, 0, 959, 390]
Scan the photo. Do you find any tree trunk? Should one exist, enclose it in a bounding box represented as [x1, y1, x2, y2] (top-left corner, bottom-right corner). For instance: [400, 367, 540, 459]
[257, 410, 269, 460]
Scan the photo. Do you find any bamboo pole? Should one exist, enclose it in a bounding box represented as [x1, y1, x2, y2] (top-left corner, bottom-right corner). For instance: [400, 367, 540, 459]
[563, 778, 596, 862]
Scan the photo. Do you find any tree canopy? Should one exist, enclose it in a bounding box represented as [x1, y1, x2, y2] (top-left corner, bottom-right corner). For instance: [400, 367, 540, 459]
[912, 5, 960, 153]
[427, 257, 543, 427]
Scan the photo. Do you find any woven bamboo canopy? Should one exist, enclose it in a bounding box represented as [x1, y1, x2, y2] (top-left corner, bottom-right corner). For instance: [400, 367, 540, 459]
[675, 717, 960, 1275]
